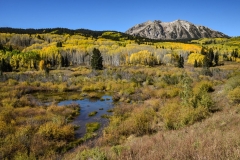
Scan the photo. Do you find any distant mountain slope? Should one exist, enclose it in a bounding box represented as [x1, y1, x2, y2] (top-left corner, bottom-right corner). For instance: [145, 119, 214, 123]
[126, 20, 229, 40]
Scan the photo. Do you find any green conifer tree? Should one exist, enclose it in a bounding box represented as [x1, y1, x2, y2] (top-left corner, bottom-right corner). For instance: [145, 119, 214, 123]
[178, 55, 184, 68]
[208, 48, 214, 66]
[194, 59, 198, 68]
[91, 48, 103, 70]
[214, 52, 219, 66]
[203, 55, 208, 68]
[56, 42, 62, 47]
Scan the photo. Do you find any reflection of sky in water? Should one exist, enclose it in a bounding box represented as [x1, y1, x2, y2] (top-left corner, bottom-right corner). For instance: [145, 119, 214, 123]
[58, 95, 113, 138]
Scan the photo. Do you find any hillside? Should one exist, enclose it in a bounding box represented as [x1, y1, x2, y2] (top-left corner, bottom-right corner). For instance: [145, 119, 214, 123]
[0, 28, 238, 72]
[126, 20, 229, 40]
[1, 28, 240, 159]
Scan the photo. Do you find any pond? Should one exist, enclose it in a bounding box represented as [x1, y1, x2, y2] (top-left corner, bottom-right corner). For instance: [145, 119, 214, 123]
[57, 95, 114, 138]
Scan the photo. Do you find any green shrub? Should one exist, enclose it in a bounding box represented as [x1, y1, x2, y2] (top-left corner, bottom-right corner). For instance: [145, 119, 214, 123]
[160, 101, 210, 130]
[167, 87, 180, 98]
[225, 74, 240, 91]
[196, 91, 214, 111]
[86, 122, 100, 133]
[161, 74, 179, 85]
[160, 103, 183, 129]
[194, 81, 214, 94]
[228, 87, 240, 103]
[37, 122, 74, 141]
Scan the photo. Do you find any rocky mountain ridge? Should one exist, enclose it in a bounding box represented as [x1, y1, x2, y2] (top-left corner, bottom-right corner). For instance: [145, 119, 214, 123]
[126, 20, 229, 40]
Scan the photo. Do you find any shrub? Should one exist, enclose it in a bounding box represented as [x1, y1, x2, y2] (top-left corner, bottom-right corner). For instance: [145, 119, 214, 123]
[94, 82, 106, 90]
[161, 74, 180, 85]
[228, 87, 240, 103]
[37, 122, 74, 141]
[225, 74, 240, 92]
[167, 87, 180, 98]
[133, 108, 156, 135]
[160, 101, 211, 130]
[160, 103, 183, 129]
[82, 84, 94, 91]
[194, 81, 214, 94]
[86, 122, 100, 133]
[195, 91, 214, 111]
[58, 83, 68, 92]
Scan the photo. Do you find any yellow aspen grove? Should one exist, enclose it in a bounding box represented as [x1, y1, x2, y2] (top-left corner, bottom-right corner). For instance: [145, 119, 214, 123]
[129, 50, 157, 66]
[187, 53, 205, 65]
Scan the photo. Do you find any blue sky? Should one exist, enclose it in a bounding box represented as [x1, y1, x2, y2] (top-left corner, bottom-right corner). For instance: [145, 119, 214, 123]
[0, 0, 239, 36]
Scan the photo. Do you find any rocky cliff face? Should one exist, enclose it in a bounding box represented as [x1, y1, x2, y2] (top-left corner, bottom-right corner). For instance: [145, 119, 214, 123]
[126, 20, 229, 40]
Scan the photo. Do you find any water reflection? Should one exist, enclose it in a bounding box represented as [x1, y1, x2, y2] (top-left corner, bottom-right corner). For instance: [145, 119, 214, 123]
[58, 95, 113, 138]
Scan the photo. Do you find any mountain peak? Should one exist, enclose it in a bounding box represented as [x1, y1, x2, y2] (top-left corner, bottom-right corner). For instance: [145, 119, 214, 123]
[126, 20, 229, 40]
[153, 20, 162, 23]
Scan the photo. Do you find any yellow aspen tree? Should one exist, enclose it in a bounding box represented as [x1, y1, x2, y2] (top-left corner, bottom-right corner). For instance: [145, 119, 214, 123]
[39, 60, 45, 71]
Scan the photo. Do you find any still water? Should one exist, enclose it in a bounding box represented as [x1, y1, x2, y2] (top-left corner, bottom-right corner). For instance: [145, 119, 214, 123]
[58, 95, 113, 138]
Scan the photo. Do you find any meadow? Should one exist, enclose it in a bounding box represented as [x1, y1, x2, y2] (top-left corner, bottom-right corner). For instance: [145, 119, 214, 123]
[0, 29, 240, 159]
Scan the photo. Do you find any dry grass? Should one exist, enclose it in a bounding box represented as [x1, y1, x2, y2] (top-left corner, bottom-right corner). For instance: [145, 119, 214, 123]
[1, 62, 239, 159]
[64, 65, 240, 160]
[65, 104, 240, 160]
[104, 104, 240, 160]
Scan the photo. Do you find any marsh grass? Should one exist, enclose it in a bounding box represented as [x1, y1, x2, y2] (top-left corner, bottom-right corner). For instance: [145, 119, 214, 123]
[101, 114, 111, 119]
[1, 62, 238, 159]
[86, 122, 100, 133]
[88, 111, 98, 117]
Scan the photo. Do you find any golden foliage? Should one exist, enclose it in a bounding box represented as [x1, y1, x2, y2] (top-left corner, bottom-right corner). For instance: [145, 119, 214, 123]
[39, 60, 45, 71]
[187, 53, 205, 65]
[129, 50, 157, 66]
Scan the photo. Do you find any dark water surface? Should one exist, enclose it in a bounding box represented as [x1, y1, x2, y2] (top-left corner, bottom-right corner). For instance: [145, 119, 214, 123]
[58, 95, 113, 138]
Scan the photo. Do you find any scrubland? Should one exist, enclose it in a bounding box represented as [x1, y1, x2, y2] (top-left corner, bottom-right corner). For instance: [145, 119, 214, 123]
[1, 31, 240, 159]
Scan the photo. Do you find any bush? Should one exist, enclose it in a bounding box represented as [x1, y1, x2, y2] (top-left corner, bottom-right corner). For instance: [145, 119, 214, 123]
[160, 101, 211, 130]
[228, 87, 240, 103]
[86, 122, 100, 133]
[58, 83, 68, 92]
[167, 87, 180, 98]
[160, 103, 183, 129]
[37, 122, 74, 141]
[194, 81, 214, 94]
[161, 74, 180, 85]
[133, 108, 156, 136]
[225, 74, 240, 92]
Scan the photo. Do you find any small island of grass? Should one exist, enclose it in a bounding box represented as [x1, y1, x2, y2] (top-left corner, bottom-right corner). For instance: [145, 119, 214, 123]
[88, 111, 98, 117]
